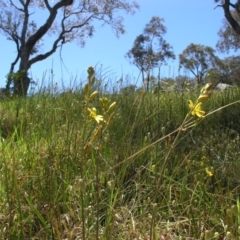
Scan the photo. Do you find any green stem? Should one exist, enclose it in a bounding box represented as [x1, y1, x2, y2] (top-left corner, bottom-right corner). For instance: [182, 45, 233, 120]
[96, 149, 100, 240]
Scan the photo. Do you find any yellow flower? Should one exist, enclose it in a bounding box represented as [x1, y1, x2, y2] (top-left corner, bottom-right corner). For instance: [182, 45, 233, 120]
[87, 108, 104, 124]
[188, 100, 205, 118]
[205, 167, 213, 177]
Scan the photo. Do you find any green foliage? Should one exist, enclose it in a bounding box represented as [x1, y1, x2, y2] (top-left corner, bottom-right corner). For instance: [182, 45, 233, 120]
[205, 56, 240, 87]
[179, 43, 219, 84]
[7, 71, 27, 82]
[6, 71, 31, 94]
[0, 70, 240, 239]
[126, 16, 175, 84]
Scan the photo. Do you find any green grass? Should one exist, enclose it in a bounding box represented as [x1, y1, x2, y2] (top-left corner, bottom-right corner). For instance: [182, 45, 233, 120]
[1, 69, 240, 239]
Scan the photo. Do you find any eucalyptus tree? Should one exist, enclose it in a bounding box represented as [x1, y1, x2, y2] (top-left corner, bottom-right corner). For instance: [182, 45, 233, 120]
[0, 0, 139, 95]
[126, 16, 175, 91]
[217, 55, 240, 84]
[179, 44, 220, 84]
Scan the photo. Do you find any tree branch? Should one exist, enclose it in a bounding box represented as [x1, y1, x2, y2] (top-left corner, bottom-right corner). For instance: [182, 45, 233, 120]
[19, 0, 26, 8]
[28, 6, 91, 67]
[64, 16, 93, 35]
[9, 0, 24, 12]
[44, 0, 52, 11]
[6, 53, 20, 90]
[221, 0, 240, 34]
[20, 0, 31, 45]
[28, 34, 63, 67]
[26, 0, 73, 50]
[6, 35, 21, 90]
[234, 0, 240, 13]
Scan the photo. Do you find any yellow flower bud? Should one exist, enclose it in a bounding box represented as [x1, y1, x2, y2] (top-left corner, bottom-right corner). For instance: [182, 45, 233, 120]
[151, 165, 157, 174]
[197, 94, 211, 103]
[89, 91, 98, 100]
[100, 97, 109, 111]
[201, 83, 213, 94]
[108, 102, 117, 112]
[114, 213, 123, 222]
[213, 232, 219, 238]
[152, 203, 158, 212]
[204, 230, 213, 240]
[85, 83, 90, 96]
[107, 180, 115, 191]
[231, 205, 238, 217]
[226, 231, 233, 239]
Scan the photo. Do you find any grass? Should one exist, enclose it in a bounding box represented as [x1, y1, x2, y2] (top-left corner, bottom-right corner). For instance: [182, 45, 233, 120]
[1, 67, 240, 239]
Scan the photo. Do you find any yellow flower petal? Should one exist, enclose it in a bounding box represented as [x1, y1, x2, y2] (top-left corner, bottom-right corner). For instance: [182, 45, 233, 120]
[188, 100, 195, 110]
[88, 108, 104, 124]
[205, 167, 213, 177]
[188, 101, 205, 117]
[195, 110, 205, 118]
[95, 115, 104, 124]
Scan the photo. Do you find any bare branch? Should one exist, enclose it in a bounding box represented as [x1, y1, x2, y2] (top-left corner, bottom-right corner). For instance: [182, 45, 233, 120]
[214, 4, 223, 9]
[26, 0, 73, 50]
[20, 0, 31, 45]
[64, 7, 85, 18]
[19, 0, 26, 7]
[5, 31, 21, 90]
[9, 0, 24, 12]
[6, 52, 20, 90]
[64, 16, 93, 35]
[220, 0, 240, 34]
[44, 0, 51, 11]
[28, 35, 63, 67]
[229, 2, 236, 8]
[29, 9, 94, 66]
[236, 0, 240, 12]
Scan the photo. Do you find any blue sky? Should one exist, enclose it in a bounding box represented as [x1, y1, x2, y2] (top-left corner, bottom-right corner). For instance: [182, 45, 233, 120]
[0, 0, 231, 90]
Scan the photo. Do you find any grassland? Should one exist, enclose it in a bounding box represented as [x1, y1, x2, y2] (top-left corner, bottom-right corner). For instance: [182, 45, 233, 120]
[1, 68, 240, 239]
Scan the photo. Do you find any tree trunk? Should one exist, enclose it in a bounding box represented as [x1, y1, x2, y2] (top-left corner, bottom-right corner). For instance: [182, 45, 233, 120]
[146, 72, 150, 92]
[14, 49, 31, 96]
[13, 71, 30, 96]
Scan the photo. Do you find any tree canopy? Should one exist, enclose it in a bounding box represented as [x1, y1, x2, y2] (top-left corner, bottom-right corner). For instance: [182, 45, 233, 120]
[179, 43, 219, 84]
[0, 0, 139, 95]
[126, 16, 175, 90]
[213, 55, 240, 85]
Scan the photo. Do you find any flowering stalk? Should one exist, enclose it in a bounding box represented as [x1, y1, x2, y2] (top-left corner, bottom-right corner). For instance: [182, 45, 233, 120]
[155, 83, 213, 197]
[82, 66, 117, 240]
